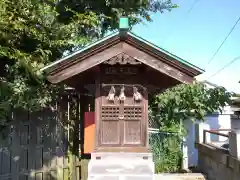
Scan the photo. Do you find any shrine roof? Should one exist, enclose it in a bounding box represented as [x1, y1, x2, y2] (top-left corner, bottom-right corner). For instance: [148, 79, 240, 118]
[42, 30, 204, 74]
[42, 29, 205, 85]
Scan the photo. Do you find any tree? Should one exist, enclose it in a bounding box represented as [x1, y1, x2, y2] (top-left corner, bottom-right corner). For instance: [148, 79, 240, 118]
[149, 82, 232, 133]
[0, 0, 177, 128]
[149, 82, 232, 172]
[56, 0, 178, 35]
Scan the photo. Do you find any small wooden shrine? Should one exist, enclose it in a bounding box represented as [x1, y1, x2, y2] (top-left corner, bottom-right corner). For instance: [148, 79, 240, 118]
[43, 18, 203, 154]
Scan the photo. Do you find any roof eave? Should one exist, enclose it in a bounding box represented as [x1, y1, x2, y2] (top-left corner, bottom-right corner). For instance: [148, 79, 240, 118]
[41, 31, 120, 73]
[41, 30, 204, 78]
[126, 32, 204, 77]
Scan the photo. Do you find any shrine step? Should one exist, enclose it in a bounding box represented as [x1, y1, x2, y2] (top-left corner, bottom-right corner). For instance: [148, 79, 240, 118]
[90, 152, 153, 161]
[88, 175, 154, 180]
[155, 173, 206, 180]
[88, 152, 155, 180]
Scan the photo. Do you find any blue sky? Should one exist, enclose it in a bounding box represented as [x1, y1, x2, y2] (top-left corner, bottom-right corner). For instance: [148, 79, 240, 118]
[132, 0, 240, 93]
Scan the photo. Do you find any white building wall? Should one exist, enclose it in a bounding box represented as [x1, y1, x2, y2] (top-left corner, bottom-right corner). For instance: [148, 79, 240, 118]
[184, 108, 232, 167]
[184, 120, 197, 167]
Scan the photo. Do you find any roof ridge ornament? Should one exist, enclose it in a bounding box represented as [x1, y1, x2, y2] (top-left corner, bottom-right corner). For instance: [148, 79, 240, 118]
[119, 17, 129, 31]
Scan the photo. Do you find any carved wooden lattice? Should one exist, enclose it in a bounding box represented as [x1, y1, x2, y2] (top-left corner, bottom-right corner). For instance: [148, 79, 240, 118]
[123, 106, 142, 120]
[101, 106, 120, 120]
[103, 53, 141, 65]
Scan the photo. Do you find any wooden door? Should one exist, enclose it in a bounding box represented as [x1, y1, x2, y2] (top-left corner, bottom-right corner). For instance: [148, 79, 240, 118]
[99, 85, 146, 147]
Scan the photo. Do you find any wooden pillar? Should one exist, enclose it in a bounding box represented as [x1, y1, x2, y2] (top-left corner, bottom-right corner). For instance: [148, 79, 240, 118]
[79, 94, 92, 179]
[80, 95, 88, 154]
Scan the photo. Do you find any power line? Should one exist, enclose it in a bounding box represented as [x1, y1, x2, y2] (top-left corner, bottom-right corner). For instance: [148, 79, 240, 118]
[205, 16, 240, 69]
[207, 56, 240, 80]
[187, 0, 200, 13]
[161, 0, 200, 44]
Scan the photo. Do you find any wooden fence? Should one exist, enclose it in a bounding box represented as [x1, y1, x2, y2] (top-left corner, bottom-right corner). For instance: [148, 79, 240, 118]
[0, 93, 89, 180]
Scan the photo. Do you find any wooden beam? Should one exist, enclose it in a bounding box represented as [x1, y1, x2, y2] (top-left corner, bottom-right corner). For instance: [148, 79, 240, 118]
[122, 43, 194, 83]
[48, 43, 123, 83]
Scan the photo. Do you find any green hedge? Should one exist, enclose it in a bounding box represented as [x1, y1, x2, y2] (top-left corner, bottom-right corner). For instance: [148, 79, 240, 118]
[149, 131, 183, 173]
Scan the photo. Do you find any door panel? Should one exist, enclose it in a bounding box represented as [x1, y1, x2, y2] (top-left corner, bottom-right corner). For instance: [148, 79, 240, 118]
[100, 106, 121, 146]
[123, 120, 141, 145]
[122, 106, 143, 145]
[101, 120, 120, 145]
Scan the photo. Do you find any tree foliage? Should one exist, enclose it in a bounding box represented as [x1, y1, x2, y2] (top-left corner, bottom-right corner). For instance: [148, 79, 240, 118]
[56, 0, 177, 34]
[149, 82, 232, 172]
[0, 0, 177, 127]
[150, 82, 232, 133]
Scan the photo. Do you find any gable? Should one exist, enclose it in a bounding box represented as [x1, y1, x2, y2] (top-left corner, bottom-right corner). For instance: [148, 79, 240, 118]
[43, 31, 203, 84]
[47, 42, 195, 84]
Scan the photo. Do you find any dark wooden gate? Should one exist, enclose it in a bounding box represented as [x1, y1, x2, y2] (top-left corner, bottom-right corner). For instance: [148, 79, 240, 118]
[0, 93, 89, 180]
[99, 84, 147, 148]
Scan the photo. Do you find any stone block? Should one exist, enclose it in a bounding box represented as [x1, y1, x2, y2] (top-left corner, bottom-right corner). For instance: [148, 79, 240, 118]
[88, 175, 119, 180]
[88, 152, 155, 180]
[88, 175, 154, 180]
[124, 175, 153, 180]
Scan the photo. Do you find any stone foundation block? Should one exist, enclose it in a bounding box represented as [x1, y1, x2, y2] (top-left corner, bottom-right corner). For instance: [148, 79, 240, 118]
[88, 152, 155, 180]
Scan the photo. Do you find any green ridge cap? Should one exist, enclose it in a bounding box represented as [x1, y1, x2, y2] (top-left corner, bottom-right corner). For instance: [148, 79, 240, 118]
[119, 17, 129, 30]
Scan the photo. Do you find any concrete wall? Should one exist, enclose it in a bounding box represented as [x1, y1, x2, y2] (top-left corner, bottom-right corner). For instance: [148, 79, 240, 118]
[183, 105, 236, 167]
[184, 112, 232, 167]
[196, 143, 240, 180]
[231, 117, 240, 130]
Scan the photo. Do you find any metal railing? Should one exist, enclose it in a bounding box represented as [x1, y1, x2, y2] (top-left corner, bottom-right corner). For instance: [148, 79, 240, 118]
[203, 129, 231, 150]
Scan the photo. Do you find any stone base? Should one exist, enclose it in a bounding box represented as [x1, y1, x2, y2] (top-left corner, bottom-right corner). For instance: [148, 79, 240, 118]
[88, 152, 155, 180]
